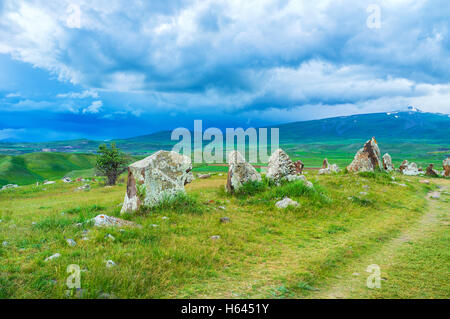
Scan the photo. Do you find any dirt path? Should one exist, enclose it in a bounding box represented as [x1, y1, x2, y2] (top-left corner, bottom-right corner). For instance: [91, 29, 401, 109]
[311, 179, 450, 299]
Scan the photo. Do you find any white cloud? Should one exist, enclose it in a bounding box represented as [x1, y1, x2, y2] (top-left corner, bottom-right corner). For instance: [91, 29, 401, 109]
[57, 89, 98, 99]
[82, 100, 103, 114]
[0, 128, 25, 140]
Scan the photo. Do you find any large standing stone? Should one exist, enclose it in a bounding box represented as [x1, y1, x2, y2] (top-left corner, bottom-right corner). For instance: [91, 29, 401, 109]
[266, 149, 298, 183]
[294, 160, 304, 174]
[382, 153, 394, 172]
[226, 151, 261, 193]
[399, 160, 419, 176]
[347, 137, 383, 172]
[425, 164, 439, 177]
[121, 151, 193, 213]
[443, 158, 450, 178]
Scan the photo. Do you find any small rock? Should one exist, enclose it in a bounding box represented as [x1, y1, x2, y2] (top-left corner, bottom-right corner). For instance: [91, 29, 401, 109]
[106, 260, 116, 268]
[275, 197, 299, 209]
[220, 217, 231, 223]
[162, 216, 169, 220]
[45, 253, 61, 262]
[359, 192, 368, 196]
[91, 214, 140, 228]
[430, 192, 440, 199]
[2, 241, 8, 247]
[197, 173, 211, 179]
[150, 224, 159, 228]
[305, 181, 314, 188]
[419, 180, 430, 184]
[210, 235, 221, 240]
[66, 239, 76, 247]
[392, 182, 407, 187]
[106, 234, 115, 241]
[218, 206, 226, 210]
[352, 272, 360, 276]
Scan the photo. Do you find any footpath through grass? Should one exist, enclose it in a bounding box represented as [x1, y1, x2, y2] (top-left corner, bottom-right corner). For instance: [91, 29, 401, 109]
[0, 171, 448, 298]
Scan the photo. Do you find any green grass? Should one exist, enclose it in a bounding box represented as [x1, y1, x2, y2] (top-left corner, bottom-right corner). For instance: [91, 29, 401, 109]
[0, 170, 448, 299]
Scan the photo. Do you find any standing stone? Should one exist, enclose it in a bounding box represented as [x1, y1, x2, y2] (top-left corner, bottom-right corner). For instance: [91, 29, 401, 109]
[399, 160, 419, 176]
[226, 151, 261, 193]
[266, 149, 298, 183]
[443, 158, 450, 178]
[347, 137, 383, 172]
[383, 153, 394, 172]
[121, 151, 193, 214]
[425, 164, 439, 177]
[322, 159, 330, 169]
[294, 160, 304, 174]
[318, 159, 340, 175]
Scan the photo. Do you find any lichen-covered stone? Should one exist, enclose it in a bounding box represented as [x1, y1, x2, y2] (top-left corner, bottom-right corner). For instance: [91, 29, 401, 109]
[294, 160, 304, 174]
[266, 149, 298, 183]
[383, 153, 394, 172]
[121, 150, 193, 213]
[275, 197, 299, 209]
[347, 137, 382, 172]
[318, 160, 340, 175]
[399, 160, 419, 176]
[226, 151, 261, 193]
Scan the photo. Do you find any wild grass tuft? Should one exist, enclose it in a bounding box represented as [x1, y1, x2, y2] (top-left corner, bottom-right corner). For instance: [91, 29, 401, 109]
[139, 192, 204, 215]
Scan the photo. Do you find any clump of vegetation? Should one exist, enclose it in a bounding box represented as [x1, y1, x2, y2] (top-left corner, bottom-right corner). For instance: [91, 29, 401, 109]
[95, 143, 129, 186]
[259, 180, 331, 205]
[234, 180, 267, 198]
[139, 192, 204, 215]
[358, 171, 392, 184]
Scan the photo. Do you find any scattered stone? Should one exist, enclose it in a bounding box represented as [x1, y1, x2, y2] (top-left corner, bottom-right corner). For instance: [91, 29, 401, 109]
[318, 160, 340, 175]
[210, 235, 221, 240]
[106, 260, 116, 268]
[322, 158, 330, 169]
[220, 217, 230, 223]
[425, 164, 440, 177]
[443, 158, 450, 177]
[150, 224, 159, 228]
[43, 181, 55, 185]
[62, 177, 72, 183]
[399, 160, 419, 176]
[121, 150, 194, 213]
[430, 192, 440, 199]
[294, 160, 304, 174]
[226, 151, 261, 193]
[352, 272, 360, 276]
[106, 234, 115, 241]
[66, 239, 76, 247]
[362, 185, 369, 189]
[347, 137, 383, 172]
[392, 182, 407, 187]
[162, 216, 169, 220]
[2, 241, 8, 247]
[266, 149, 300, 184]
[305, 181, 314, 188]
[275, 197, 299, 209]
[383, 153, 394, 172]
[359, 192, 368, 196]
[91, 214, 140, 228]
[218, 206, 226, 210]
[45, 253, 61, 262]
[76, 184, 90, 191]
[1, 184, 19, 191]
[197, 173, 211, 179]
[419, 180, 430, 184]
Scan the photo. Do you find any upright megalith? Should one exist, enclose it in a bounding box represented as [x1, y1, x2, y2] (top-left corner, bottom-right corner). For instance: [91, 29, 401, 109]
[383, 153, 394, 172]
[425, 164, 439, 177]
[347, 137, 383, 172]
[266, 149, 301, 184]
[294, 160, 304, 174]
[226, 151, 261, 193]
[318, 159, 340, 175]
[121, 150, 193, 214]
[443, 158, 450, 178]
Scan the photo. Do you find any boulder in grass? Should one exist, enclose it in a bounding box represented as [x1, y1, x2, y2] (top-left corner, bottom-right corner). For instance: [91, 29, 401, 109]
[294, 160, 304, 174]
[91, 214, 140, 228]
[266, 149, 299, 184]
[443, 158, 450, 178]
[121, 150, 193, 214]
[399, 160, 420, 176]
[275, 197, 299, 209]
[347, 137, 383, 172]
[226, 151, 261, 193]
[1, 184, 19, 191]
[383, 153, 394, 172]
[318, 160, 340, 175]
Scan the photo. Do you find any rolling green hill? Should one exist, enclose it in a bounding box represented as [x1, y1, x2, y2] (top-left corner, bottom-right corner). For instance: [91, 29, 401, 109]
[0, 153, 97, 186]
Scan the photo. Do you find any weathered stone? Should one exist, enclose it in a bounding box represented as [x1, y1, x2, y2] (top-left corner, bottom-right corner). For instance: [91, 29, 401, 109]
[294, 160, 304, 174]
[220, 217, 230, 223]
[106, 260, 116, 268]
[66, 239, 76, 247]
[197, 173, 211, 179]
[383, 153, 394, 172]
[322, 158, 330, 169]
[121, 150, 193, 213]
[210, 235, 221, 240]
[91, 214, 140, 228]
[45, 253, 61, 262]
[266, 149, 298, 183]
[76, 184, 90, 191]
[443, 158, 450, 177]
[226, 151, 261, 193]
[318, 160, 340, 175]
[347, 137, 383, 172]
[62, 177, 72, 183]
[425, 164, 440, 177]
[399, 160, 419, 176]
[275, 197, 299, 209]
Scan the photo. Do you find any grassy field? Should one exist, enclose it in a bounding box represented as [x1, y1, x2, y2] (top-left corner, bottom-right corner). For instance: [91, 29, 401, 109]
[0, 169, 448, 299]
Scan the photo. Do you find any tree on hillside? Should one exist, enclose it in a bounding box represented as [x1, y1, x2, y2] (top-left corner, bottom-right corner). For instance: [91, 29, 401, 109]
[95, 143, 128, 185]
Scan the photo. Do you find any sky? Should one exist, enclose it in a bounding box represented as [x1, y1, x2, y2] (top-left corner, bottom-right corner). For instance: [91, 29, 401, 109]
[0, 0, 449, 142]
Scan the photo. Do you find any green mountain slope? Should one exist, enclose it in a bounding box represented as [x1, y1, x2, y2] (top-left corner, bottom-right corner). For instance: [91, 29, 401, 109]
[0, 153, 97, 186]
